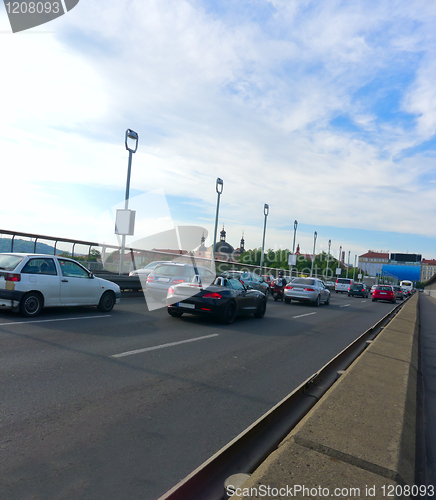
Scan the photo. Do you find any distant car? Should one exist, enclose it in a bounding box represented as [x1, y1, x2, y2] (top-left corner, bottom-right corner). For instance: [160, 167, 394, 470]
[166, 276, 267, 324]
[325, 281, 335, 290]
[260, 275, 274, 288]
[129, 260, 168, 277]
[392, 286, 404, 300]
[0, 253, 121, 317]
[284, 277, 330, 306]
[146, 262, 216, 301]
[335, 278, 354, 293]
[372, 285, 396, 303]
[221, 271, 270, 297]
[348, 283, 369, 298]
[370, 285, 377, 296]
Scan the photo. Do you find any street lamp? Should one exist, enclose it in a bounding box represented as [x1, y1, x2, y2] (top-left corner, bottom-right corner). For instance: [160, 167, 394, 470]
[259, 204, 269, 276]
[325, 239, 331, 280]
[338, 245, 342, 278]
[346, 250, 351, 278]
[212, 178, 224, 264]
[289, 220, 298, 278]
[353, 254, 357, 280]
[310, 231, 317, 277]
[120, 128, 138, 275]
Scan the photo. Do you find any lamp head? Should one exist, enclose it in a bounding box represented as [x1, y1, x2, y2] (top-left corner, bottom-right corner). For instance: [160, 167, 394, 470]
[264, 204, 269, 216]
[125, 129, 139, 153]
[216, 178, 224, 194]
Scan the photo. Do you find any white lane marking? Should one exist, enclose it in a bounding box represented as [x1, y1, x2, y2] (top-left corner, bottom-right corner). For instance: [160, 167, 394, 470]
[361, 300, 367, 303]
[340, 304, 350, 308]
[292, 312, 317, 319]
[111, 334, 220, 358]
[0, 315, 111, 327]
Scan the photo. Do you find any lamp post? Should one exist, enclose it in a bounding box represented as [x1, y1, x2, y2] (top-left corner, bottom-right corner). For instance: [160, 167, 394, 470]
[120, 128, 138, 275]
[325, 239, 331, 280]
[338, 245, 342, 278]
[346, 250, 351, 278]
[290, 220, 298, 278]
[353, 254, 357, 280]
[212, 178, 224, 264]
[310, 231, 317, 277]
[259, 204, 269, 276]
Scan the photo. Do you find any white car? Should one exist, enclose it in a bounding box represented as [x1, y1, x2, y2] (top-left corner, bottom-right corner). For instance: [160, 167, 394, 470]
[0, 253, 121, 317]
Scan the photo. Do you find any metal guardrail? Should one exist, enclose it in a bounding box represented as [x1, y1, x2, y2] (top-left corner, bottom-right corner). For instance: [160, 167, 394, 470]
[157, 298, 408, 500]
[0, 228, 327, 281]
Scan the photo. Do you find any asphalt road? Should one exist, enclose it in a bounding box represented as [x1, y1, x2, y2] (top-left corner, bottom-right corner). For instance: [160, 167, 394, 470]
[0, 291, 400, 500]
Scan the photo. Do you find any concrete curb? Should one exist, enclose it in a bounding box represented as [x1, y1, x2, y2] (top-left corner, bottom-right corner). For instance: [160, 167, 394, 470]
[228, 295, 419, 500]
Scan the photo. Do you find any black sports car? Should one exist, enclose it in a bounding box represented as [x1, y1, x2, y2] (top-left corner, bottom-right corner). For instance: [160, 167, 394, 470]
[166, 276, 267, 324]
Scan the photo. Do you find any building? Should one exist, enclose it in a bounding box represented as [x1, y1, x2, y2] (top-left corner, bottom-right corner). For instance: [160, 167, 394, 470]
[421, 259, 436, 282]
[358, 251, 390, 276]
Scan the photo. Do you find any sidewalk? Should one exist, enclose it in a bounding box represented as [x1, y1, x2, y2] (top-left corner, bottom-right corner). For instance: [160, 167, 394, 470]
[419, 293, 436, 490]
[228, 294, 422, 500]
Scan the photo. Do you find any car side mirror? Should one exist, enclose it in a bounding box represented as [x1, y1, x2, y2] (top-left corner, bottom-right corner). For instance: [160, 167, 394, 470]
[89, 272, 94, 279]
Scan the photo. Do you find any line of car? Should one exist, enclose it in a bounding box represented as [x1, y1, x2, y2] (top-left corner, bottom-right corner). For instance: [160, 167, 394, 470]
[0, 254, 414, 321]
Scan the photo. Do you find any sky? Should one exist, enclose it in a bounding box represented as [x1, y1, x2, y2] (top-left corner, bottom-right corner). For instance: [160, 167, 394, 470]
[1, 0, 436, 261]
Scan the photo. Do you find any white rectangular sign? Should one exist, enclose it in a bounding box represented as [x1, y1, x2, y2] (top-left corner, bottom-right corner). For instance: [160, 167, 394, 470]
[288, 254, 297, 265]
[115, 209, 136, 235]
[335, 268, 342, 275]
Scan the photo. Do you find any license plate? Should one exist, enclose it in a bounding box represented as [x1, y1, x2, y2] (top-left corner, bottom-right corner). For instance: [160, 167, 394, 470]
[157, 277, 170, 282]
[179, 302, 195, 309]
[380, 292, 386, 295]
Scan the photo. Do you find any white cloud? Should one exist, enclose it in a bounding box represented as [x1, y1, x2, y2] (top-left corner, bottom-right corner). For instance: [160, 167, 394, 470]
[1, 0, 436, 253]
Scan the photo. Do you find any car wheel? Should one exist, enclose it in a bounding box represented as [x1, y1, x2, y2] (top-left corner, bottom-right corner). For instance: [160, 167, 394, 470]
[254, 299, 266, 319]
[348, 294, 351, 297]
[284, 298, 291, 304]
[98, 291, 116, 312]
[372, 299, 376, 302]
[168, 308, 183, 318]
[20, 292, 43, 317]
[314, 295, 321, 307]
[264, 288, 269, 299]
[325, 295, 330, 305]
[221, 301, 236, 324]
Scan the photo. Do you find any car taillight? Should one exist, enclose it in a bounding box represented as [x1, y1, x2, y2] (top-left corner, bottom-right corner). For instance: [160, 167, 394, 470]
[168, 286, 174, 295]
[147, 276, 154, 282]
[203, 292, 222, 299]
[6, 273, 21, 282]
[171, 279, 185, 285]
[304, 287, 315, 292]
[285, 286, 292, 290]
[348, 287, 351, 290]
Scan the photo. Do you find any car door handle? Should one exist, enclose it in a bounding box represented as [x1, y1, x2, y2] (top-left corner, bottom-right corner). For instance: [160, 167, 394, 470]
[61, 279, 68, 282]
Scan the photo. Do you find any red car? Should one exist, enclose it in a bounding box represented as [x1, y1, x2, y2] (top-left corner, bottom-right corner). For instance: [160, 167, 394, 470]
[372, 285, 396, 303]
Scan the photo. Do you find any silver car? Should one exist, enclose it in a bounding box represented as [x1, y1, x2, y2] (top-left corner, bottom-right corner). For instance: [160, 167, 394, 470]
[220, 271, 270, 298]
[146, 262, 216, 300]
[129, 260, 168, 277]
[284, 277, 330, 306]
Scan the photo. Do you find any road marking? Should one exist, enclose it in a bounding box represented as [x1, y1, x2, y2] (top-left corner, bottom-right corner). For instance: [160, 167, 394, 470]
[111, 333, 220, 358]
[340, 304, 350, 308]
[0, 315, 112, 327]
[292, 312, 317, 319]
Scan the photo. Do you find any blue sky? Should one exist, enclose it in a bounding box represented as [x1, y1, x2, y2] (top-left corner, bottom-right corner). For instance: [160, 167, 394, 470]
[1, 0, 436, 261]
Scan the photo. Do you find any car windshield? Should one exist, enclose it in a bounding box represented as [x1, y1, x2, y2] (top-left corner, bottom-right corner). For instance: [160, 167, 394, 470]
[337, 279, 351, 284]
[377, 286, 392, 291]
[292, 278, 316, 285]
[153, 265, 188, 276]
[0, 254, 25, 271]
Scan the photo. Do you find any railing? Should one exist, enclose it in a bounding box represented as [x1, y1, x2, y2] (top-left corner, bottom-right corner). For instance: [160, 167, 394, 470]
[1, 228, 328, 280]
